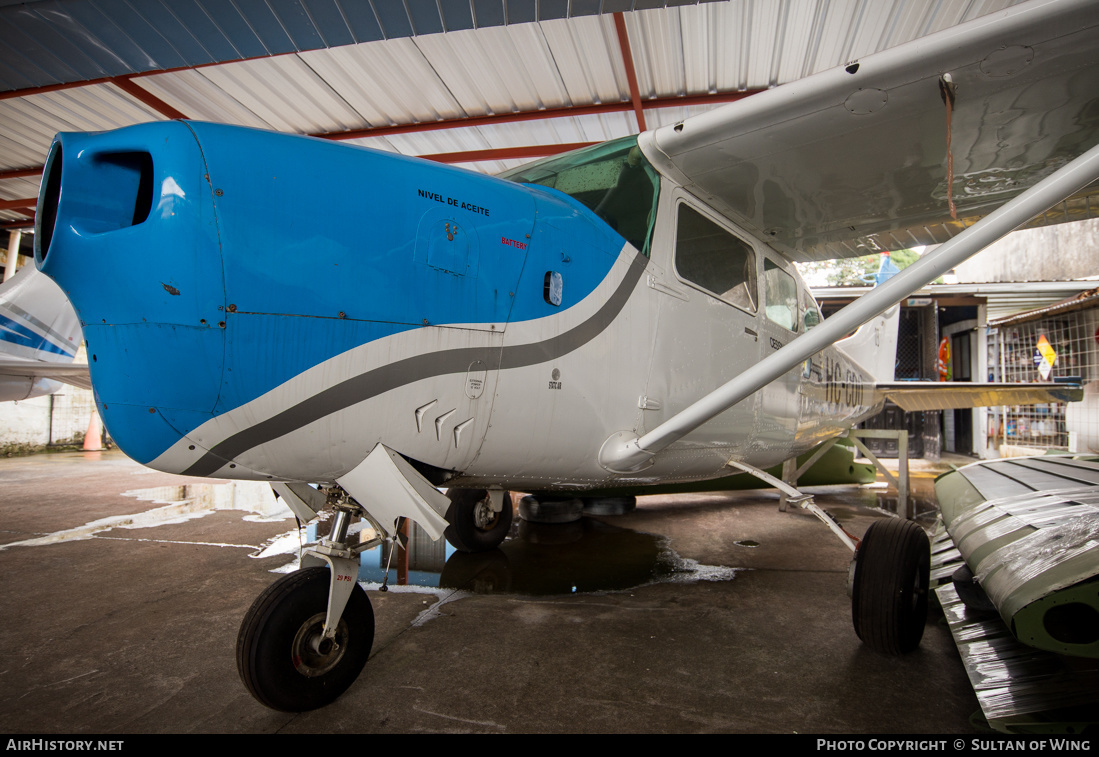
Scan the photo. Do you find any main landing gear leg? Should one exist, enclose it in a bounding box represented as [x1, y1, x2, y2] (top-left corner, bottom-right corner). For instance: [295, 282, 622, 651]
[443, 488, 513, 553]
[726, 458, 929, 654]
[237, 499, 381, 712]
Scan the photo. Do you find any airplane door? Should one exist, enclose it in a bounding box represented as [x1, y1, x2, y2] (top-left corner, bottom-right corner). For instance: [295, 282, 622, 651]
[757, 255, 802, 456]
[642, 196, 762, 471]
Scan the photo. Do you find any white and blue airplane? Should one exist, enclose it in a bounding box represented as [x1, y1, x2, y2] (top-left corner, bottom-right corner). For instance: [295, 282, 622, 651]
[31, 0, 1099, 711]
[0, 265, 88, 401]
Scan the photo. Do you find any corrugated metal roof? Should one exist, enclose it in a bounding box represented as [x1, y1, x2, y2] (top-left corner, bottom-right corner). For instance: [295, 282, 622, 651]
[812, 280, 1099, 323]
[988, 288, 1099, 326]
[0, 0, 1036, 230]
[0, 0, 648, 93]
[986, 292, 1099, 322]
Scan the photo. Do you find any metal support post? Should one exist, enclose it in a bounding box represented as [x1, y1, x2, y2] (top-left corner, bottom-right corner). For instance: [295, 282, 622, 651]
[778, 437, 842, 511]
[848, 429, 911, 519]
[4, 230, 22, 282]
[778, 457, 797, 512]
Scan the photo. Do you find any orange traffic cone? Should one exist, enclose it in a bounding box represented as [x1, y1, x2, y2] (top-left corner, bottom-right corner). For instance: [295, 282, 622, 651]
[83, 411, 104, 451]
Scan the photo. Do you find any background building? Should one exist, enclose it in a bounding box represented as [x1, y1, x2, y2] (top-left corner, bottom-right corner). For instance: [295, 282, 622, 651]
[811, 218, 1099, 460]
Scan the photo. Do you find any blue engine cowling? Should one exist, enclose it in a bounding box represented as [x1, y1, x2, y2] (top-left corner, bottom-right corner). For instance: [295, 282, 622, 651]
[36, 122, 624, 469]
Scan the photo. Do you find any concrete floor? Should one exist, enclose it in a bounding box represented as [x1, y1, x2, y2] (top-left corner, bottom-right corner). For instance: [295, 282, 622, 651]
[0, 449, 985, 734]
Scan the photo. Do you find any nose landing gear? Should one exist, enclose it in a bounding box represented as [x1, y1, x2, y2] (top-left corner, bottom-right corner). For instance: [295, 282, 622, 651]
[237, 566, 375, 712]
[238, 491, 382, 712]
[237, 481, 517, 710]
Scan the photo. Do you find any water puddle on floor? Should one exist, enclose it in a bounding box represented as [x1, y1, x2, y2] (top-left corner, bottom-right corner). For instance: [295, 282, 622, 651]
[123, 481, 291, 518]
[0, 481, 292, 551]
[285, 516, 738, 597]
[859, 478, 942, 523]
[801, 475, 942, 526]
[2, 475, 736, 595]
[6, 466, 942, 597]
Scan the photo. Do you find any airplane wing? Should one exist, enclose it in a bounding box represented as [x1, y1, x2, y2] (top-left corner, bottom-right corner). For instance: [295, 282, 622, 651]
[638, 0, 1099, 262]
[875, 381, 1083, 412]
[0, 359, 91, 391]
[932, 454, 1099, 728]
[0, 265, 88, 399]
[934, 454, 1099, 656]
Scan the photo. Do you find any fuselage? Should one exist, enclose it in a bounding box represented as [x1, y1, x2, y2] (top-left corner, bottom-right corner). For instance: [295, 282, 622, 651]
[36, 121, 880, 491]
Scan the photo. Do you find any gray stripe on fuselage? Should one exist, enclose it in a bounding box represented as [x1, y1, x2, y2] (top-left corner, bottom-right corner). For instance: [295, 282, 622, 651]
[182, 254, 648, 477]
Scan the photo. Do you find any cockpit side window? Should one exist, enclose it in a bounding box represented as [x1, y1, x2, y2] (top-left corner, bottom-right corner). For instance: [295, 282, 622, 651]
[801, 287, 822, 330]
[674, 204, 757, 313]
[498, 136, 660, 256]
[764, 258, 799, 332]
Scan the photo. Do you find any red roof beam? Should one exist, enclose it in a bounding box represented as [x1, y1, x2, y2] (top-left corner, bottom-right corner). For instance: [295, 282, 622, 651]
[108, 77, 188, 120]
[0, 91, 765, 179]
[614, 13, 647, 133]
[311, 90, 761, 141]
[0, 198, 36, 211]
[420, 142, 596, 164]
[0, 168, 43, 181]
[2, 217, 36, 231]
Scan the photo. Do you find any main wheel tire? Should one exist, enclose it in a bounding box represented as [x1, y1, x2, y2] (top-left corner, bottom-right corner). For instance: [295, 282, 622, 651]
[519, 495, 584, 523]
[851, 518, 930, 654]
[237, 567, 374, 711]
[581, 495, 637, 516]
[444, 489, 513, 553]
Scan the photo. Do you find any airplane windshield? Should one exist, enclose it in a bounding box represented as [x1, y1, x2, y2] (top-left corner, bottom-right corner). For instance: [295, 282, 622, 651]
[498, 136, 660, 256]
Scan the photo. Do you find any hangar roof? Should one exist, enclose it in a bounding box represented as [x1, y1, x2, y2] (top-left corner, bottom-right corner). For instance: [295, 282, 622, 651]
[1, 0, 1030, 231]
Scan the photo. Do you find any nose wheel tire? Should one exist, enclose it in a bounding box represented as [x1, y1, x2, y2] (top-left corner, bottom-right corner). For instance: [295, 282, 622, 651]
[444, 489, 513, 553]
[237, 566, 374, 711]
[851, 518, 930, 654]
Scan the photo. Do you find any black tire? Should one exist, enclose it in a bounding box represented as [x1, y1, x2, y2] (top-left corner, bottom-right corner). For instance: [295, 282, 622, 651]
[237, 567, 374, 711]
[519, 495, 584, 523]
[851, 518, 930, 654]
[444, 489, 513, 553]
[581, 495, 637, 516]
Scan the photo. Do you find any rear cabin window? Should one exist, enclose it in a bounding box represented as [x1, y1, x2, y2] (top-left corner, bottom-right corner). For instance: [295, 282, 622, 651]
[764, 258, 799, 331]
[498, 136, 659, 256]
[674, 205, 757, 312]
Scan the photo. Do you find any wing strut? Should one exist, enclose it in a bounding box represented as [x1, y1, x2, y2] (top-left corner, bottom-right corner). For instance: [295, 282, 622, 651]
[599, 142, 1099, 473]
